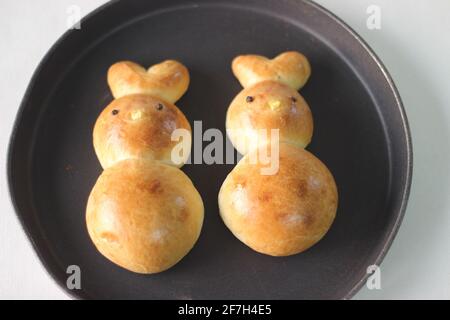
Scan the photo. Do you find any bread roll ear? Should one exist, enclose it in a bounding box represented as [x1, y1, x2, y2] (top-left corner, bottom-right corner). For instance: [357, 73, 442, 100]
[232, 51, 311, 90]
[107, 60, 190, 103]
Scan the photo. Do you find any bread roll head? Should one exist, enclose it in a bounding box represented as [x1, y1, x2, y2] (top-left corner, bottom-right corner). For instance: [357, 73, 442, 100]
[108, 60, 190, 103]
[86, 159, 204, 274]
[226, 80, 313, 155]
[232, 51, 311, 90]
[93, 94, 191, 169]
[218, 143, 338, 256]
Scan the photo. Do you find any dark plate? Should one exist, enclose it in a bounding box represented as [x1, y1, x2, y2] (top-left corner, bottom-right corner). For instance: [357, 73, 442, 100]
[7, 0, 412, 299]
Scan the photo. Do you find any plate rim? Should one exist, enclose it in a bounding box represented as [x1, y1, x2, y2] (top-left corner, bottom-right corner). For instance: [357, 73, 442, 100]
[306, 0, 413, 299]
[6, 0, 413, 300]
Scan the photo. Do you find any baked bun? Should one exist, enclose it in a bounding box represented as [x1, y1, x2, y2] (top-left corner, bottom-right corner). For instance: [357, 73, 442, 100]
[226, 80, 313, 155]
[108, 60, 189, 103]
[218, 143, 338, 256]
[232, 51, 311, 90]
[93, 94, 191, 169]
[86, 159, 204, 274]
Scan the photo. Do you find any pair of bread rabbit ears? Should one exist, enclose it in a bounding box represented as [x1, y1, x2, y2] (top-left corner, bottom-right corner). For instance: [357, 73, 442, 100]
[108, 60, 190, 104]
[107, 51, 311, 103]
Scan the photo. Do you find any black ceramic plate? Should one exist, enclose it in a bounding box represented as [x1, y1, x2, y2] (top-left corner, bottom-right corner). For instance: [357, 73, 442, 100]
[8, 0, 412, 299]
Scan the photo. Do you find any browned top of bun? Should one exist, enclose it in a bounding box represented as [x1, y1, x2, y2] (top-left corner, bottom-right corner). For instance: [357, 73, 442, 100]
[226, 80, 313, 154]
[86, 159, 204, 274]
[218, 143, 338, 256]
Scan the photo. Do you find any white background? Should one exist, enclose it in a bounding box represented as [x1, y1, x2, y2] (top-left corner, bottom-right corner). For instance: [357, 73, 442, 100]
[0, 0, 449, 300]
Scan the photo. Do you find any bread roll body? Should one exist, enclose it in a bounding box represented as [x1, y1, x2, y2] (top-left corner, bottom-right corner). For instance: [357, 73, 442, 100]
[86, 159, 204, 274]
[93, 94, 191, 169]
[218, 143, 337, 256]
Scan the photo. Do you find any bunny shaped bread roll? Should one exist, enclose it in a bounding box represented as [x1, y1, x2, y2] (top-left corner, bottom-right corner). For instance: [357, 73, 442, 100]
[87, 60, 203, 274]
[220, 52, 338, 257]
[227, 51, 313, 155]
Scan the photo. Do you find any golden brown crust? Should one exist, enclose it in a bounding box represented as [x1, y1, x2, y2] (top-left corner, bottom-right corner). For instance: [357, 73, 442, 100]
[86, 159, 204, 274]
[226, 81, 313, 155]
[232, 51, 311, 90]
[107, 60, 190, 103]
[93, 94, 191, 169]
[218, 143, 338, 256]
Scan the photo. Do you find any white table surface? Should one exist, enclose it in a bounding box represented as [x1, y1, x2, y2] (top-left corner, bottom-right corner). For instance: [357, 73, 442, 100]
[1, 0, 449, 300]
